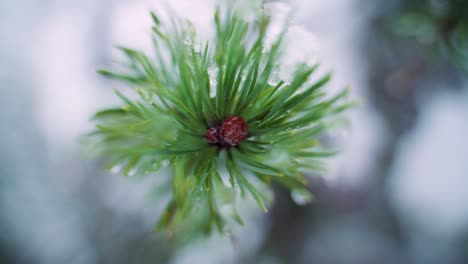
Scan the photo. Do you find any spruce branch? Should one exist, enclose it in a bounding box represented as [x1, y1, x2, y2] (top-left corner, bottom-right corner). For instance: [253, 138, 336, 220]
[86, 3, 355, 241]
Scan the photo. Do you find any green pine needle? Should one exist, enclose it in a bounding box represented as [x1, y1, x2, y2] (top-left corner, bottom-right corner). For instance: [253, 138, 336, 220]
[86, 4, 354, 241]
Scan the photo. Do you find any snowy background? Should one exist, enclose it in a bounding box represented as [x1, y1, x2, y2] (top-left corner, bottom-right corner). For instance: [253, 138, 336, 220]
[1, 0, 468, 263]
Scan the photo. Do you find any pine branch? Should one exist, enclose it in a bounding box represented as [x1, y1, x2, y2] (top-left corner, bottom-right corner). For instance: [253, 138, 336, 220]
[85, 3, 355, 242]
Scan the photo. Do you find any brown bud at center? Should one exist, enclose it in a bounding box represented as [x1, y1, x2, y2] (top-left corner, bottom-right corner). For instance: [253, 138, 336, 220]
[205, 116, 248, 147]
[220, 116, 248, 146]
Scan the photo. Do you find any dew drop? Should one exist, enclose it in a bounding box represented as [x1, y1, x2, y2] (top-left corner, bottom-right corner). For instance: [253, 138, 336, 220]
[240, 71, 248, 83]
[183, 38, 192, 46]
[291, 189, 314, 206]
[210, 86, 217, 98]
[110, 164, 122, 175]
[267, 69, 281, 86]
[193, 41, 202, 53]
[208, 65, 219, 98]
[208, 65, 219, 81]
[161, 160, 170, 167]
[127, 168, 137, 177]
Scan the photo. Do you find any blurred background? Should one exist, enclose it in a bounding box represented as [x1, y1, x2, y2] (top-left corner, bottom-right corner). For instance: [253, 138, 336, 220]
[1, 0, 468, 263]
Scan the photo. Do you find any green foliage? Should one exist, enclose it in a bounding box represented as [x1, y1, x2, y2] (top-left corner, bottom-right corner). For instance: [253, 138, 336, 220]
[86, 5, 353, 242]
[391, 0, 468, 70]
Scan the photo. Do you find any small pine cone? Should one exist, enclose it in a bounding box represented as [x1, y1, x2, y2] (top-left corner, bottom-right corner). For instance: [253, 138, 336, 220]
[205, 127, 220, 144]
[220, 116, 248, 146]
